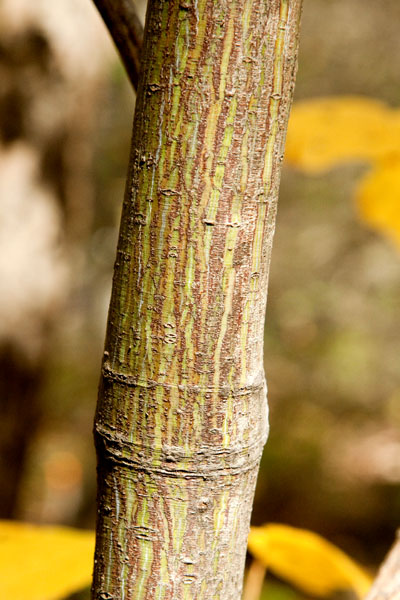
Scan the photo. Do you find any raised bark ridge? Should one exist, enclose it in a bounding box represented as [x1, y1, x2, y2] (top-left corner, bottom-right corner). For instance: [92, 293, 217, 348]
[92, 1, 302, 598]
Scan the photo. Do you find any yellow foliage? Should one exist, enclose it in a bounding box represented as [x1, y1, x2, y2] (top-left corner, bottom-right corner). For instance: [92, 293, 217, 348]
[0, 519, 374, 600]
[0, 520, 95, 600]
[248, 523, 372, 598]
[285, 96, 400, 174]
[285, 95, 400, 250]
[356, 159, 400, 248]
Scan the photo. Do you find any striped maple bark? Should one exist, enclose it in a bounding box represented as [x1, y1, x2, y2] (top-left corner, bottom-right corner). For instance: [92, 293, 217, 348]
[92, 1, 302, 598]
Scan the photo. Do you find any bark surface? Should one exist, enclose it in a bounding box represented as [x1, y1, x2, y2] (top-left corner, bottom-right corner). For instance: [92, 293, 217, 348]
[92, 1, 302, 598]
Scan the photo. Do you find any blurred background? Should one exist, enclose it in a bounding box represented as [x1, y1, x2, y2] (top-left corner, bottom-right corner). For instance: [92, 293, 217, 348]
[0, 0, 399, 596]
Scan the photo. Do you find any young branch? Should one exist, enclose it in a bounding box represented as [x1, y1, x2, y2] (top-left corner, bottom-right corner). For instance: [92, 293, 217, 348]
[365, 534, 400, 600]
[92, 1, 303, 598]
[93, 0, 143, 90]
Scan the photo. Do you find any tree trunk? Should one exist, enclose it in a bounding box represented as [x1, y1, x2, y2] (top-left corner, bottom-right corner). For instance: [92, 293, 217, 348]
[92, 1, 302, 598]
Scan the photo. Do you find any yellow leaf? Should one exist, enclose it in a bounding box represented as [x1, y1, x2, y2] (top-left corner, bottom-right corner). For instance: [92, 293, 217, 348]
[356, 159, 400, 248]
[248, 524, 372, 598]
[0, 520, 95, 600]
[285, 96, 400, 174]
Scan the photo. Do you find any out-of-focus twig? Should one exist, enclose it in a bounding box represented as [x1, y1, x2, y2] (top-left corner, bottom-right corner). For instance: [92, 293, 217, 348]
[242, 560, 267, 600]
[365, 532, 400, 600]
[93, 0, 143, 91]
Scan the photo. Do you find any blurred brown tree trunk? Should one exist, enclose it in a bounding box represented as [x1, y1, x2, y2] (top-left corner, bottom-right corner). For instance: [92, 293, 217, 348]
[0, 1, 111, 519]
[92, 0, 302, 598]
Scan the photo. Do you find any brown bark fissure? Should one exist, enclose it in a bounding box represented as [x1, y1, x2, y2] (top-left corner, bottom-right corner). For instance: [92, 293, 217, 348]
[92, 1, 302, 599]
